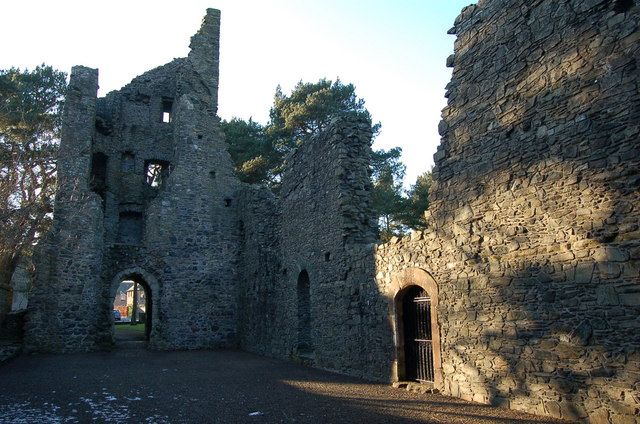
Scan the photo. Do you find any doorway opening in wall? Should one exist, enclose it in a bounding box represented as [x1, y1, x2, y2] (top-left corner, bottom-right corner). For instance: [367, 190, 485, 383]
[296, 270, 313, 356]
[401, 286, 434, 383]
[112, 276, 152, 343]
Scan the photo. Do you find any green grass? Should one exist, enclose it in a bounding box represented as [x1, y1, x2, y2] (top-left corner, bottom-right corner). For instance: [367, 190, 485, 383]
[114, 323, 146, 333]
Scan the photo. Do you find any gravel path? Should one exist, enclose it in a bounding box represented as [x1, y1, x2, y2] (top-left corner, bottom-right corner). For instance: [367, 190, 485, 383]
[0, 346, 568, 423]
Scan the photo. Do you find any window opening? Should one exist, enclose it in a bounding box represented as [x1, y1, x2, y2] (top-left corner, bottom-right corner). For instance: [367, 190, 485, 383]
[90, 152, 108, 195]
[144, 160, 171, 188]
[162, 99, 173, 123]
[117, 211, 143, 245]
[121, 152, 135, 173]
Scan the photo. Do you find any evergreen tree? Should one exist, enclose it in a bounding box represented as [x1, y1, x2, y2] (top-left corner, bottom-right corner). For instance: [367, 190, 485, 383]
[0, 65, 66, 302]
[401, 171, 432, 230]
[220, 118, 278, 185]
[370, 148, 406, 241]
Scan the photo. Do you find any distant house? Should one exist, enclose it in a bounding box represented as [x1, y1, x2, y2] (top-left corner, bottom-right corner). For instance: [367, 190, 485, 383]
[126, 283, 146, 320]
[113, 281, 133, 317]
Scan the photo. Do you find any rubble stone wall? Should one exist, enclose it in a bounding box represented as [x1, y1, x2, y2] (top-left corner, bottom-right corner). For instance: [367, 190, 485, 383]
[237, 117, 390, 379]
[26, 9, 241, 351]
[376, 1, 640, 422]
[20, 3, 640, 422]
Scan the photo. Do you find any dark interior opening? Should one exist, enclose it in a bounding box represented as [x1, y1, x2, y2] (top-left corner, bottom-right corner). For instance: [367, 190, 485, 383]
[614, 0, 634, 12]
[402, 286, 434, 383]
[297, 270, 313, 354]
[90, 152, 108, 197]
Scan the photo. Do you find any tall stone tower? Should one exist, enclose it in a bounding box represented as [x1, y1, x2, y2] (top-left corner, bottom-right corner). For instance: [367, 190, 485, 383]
[26, 9, 242, 351]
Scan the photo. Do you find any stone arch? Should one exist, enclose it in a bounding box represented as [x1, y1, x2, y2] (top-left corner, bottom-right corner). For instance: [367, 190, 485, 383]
[109, 267, 160, 344]
[390, 267, 442, 389]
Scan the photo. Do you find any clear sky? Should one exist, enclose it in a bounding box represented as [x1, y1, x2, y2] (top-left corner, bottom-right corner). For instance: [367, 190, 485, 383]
[1, 0, 474, 186]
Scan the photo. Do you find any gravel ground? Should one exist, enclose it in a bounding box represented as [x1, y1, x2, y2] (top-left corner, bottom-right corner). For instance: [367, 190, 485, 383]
[0, 346, 569, 424]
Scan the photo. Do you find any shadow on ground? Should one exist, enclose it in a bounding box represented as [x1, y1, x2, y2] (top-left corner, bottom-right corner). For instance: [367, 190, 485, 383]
[0, 348, 569, 423]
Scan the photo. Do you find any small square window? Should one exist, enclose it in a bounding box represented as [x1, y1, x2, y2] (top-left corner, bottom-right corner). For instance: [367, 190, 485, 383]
[145, 160, 171, 188]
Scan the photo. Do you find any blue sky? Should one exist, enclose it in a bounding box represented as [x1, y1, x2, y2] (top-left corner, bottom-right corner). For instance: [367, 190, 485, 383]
[1, 0, 474, 186]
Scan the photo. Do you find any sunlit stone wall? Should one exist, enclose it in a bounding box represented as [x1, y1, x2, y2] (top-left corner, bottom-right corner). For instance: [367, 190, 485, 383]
[376, 0, 639, 422]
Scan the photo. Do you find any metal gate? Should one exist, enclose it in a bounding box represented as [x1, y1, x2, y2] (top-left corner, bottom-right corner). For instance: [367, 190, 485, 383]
[403, 287, 434, 383]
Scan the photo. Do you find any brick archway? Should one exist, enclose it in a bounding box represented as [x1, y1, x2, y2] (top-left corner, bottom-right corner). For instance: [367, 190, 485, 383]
[390, 268, 442, 390]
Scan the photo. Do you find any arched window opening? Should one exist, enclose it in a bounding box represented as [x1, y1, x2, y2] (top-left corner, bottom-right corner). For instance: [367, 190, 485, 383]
[402, 286, 434, 383]
[297, 270, 313, 354]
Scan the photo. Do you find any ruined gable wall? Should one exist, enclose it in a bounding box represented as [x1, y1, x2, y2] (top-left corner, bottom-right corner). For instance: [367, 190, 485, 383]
[375, 0, 640, 422]
[238, 116, 390, 378]
[27, 9, 241, 351]
[100, 9, 240, 349]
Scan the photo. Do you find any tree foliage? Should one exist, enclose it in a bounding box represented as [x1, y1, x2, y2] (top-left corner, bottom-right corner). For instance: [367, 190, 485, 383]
[223, 78, 382, 188]
[0, 65, 66, 297]
[370, 148, 406, 241]
[267, 79, 380, 153]
[220, 118, 278, 185]
[400, 171, 432, 230]
[221, 78, 431, 241]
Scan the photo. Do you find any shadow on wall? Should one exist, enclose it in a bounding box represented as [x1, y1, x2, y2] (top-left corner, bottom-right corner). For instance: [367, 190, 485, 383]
[391, 1, 640, 421]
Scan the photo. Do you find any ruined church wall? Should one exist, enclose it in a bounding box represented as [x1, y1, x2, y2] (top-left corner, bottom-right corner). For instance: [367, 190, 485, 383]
[376, 1, 640, 422]
[236, 186, 285, 355]
[97, 9, 240, 350]
[238, 117, 391, 379]
[26, 9, 241, 351]
[25, 67, 107, 352]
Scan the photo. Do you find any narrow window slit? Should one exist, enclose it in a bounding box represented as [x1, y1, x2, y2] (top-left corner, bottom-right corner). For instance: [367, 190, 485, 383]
[162, 98, 173, 123]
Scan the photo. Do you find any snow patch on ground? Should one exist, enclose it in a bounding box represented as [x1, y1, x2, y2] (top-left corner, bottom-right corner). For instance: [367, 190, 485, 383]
[0, 401, 78, 423]
[0, 392, 170, 423]
[80, 395, 130, 422]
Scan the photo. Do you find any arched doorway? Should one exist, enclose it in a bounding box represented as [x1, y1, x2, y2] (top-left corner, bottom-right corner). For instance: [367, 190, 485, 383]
[392, 268, 442, 388]
[297, 270, 313, 354]
[112, 276, 152, 342]
[109, 268, 159, 345]
[401, 286, 434, 382]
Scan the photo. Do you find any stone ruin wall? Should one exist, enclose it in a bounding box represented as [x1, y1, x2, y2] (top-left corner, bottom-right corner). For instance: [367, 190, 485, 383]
[15, 3, 640, 422]
[237, 117, 395, 379]
[25, 66, 106, 352]
[25, 10, 242, 352]
[376, 0, 640, 422]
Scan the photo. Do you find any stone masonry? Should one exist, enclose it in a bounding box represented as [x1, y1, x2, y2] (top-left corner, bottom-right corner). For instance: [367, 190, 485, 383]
[373, 1, 640, 422]
[18, 3, 640, 423]
[26, 10, 240, 351]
